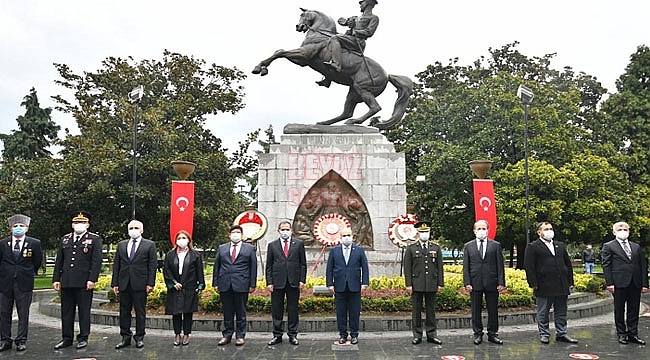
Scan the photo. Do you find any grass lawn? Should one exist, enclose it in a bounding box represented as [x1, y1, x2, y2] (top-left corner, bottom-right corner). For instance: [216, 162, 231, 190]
[34, 276, 52, 290]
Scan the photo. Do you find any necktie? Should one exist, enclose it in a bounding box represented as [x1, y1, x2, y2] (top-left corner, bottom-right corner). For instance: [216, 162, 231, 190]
[129, 239, 137, 261]
[622, 240, 632, 259]
[344, 246, 350, 264]
[283, 240, 289, 257]
[75, 235, 80, 243]
[13, 239, 21, 257]
[231, 243, 238, 262]
[479, 240, 484, 259]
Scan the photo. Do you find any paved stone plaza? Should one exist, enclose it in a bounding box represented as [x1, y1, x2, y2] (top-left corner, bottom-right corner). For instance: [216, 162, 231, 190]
[2, 298, 649, 360]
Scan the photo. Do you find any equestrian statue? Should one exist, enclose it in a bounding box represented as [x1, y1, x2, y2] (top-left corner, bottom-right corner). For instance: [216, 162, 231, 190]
[252, 0, 413, 130]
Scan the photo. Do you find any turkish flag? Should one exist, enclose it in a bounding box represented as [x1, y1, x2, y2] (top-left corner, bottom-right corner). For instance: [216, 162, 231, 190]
[472, 179, 497, 239]
[170, 180, 195, 245]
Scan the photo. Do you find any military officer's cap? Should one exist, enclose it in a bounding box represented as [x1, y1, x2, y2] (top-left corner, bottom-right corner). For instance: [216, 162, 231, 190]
[72, 212, 90, 223]
[415, 221, 431, 232]
[8, 214, 31, 227]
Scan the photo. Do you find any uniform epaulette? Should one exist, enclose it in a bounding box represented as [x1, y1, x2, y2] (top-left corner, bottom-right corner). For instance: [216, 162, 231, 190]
[63, 233, 73, 239]
[88, 232, 100, 236]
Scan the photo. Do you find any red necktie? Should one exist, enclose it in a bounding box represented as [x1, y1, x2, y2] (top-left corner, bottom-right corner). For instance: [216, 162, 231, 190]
[231, 243, 237, 262]
[283, 240, 289, 257]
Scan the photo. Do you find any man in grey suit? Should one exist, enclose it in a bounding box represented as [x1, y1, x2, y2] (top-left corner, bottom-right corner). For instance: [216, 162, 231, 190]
[0, 214, 42, 352]
[111, 220, 157, 349]
[265, 221, 307, 346]
[463, 220, 505, 345]
[326, 227, 369, 345]
[602, 221, 649, 345]
[214, 225, 257, 346]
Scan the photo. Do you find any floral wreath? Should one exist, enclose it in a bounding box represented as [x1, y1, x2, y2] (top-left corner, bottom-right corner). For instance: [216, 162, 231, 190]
[387, 213, 419, 248]
[313, 213, 351, 246]
[233, 209, 268, 243]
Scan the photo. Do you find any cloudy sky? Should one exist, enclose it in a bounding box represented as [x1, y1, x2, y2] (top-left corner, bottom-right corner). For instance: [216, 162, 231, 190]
[1, 0, 648, 153]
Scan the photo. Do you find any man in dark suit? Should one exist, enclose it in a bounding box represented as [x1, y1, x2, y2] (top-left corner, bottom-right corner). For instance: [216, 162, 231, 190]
[214, 225, 258, 346]
[0, 214, 42, 352]
[403, 222, 444, 345]
[111, 220, 157, 349]
[265, 221, 307, 346]
[326, 227, 369, 345]
[52, 212, 103, 350]
[602, 221, 649, 345]
[463, 220, 505, 345]
[524, 221, 578, 345]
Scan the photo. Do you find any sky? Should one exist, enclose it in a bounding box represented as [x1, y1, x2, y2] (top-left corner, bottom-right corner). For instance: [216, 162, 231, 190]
[1, 0, 648, 154]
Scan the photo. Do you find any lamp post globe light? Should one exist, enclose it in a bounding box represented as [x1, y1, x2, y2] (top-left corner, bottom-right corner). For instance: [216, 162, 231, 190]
[517, 84, 534, 244]
[129, 85, 144, 220]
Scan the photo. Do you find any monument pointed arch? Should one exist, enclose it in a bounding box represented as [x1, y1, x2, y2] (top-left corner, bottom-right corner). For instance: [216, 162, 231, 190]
[292, 170, 373, 248]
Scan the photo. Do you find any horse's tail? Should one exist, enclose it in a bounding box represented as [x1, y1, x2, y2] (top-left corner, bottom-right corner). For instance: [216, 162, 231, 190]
[375, 74, 414, 130]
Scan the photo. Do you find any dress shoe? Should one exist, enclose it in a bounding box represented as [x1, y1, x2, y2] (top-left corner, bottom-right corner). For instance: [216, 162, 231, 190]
[173, 334, 181, 346]
[76, 340, 88, 349]
[350, 337, 358, 345]
[289, 336, 299, 345]
[556, 335, 578, 344]
[488, 336, 503, 345]
[540, 335, 550, 344]
[412, 338, 422, 345]
[235, 338, 245, 346]
[218, 337, 231, 346]
[267, 336, 282, 346]
[618, 335, 629, 344]
[182, 335, 190, 346]
[115, 340, 131, 349]
[338, 337, 347, 344]
[427, 337, 442, 345]
[0, 342, 11, 351]
[628, 335, 646, 345]
[16, 343, 26, 352]
[54, 340, 73, 350]
[135, 340, 144, 348]
[473, 334, 483, 345]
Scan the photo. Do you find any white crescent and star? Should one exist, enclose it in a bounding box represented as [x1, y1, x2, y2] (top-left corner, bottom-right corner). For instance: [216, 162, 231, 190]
[175, 196, 190, 212]
[479, 196, 492, 211]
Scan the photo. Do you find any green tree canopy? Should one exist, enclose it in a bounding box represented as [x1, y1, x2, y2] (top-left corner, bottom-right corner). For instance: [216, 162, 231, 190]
[44, 50, 247, 250]
[1, 87, 60, 161]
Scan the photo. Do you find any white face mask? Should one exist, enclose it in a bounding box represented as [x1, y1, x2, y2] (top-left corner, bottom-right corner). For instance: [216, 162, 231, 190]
[73, 223, 88, 234]
[419, 232, 430, 241]
[230, 232, 242, 243]
[616, 229, 629, 241]
[475, 229, 488, 240]
[279, 230, 291, 240]
[128, 229, 141, 239]
[341, 236, 353, 246]
[176, 238, 189, 249]
[542, 230, 554, 240]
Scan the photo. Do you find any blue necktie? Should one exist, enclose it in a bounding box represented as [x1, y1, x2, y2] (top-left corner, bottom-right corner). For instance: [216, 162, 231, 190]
[129, 240, 137, 261]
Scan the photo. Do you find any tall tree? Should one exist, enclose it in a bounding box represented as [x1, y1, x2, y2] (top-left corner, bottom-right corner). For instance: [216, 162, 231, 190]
[0, 87, 60, 161]
[50, 50, 246, 250]
[386, 42, 608, 266]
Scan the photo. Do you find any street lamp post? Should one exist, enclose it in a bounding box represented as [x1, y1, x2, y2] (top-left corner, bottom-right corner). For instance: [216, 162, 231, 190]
[517, 84, 534, 244]
[129, 85, 144, 220]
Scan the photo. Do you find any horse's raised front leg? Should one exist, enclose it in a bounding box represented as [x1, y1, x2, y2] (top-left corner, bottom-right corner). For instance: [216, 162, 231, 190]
[318, 88, 360, 125]
[252, 48, 312, 76]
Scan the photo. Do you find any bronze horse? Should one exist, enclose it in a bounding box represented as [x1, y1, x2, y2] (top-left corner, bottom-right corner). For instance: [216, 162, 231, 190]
[252, 9, 413, 130]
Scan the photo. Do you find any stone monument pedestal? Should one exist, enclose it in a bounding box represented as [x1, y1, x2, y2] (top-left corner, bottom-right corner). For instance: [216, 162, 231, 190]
[257, 127, 407, 278]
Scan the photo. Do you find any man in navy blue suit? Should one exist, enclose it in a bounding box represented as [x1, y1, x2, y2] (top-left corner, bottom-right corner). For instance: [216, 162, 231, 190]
[326, 227, 369, 345]
[0, 214, 42, 352]
[214, 225, 257, 346]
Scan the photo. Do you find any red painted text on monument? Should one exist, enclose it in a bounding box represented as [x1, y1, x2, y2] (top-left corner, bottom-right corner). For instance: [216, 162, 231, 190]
[287, 152, 363, 180]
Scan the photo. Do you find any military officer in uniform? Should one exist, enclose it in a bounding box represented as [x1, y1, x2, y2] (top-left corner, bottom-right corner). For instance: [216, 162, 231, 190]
[52, 213, 103, 350]
[403, 221, 444, 345]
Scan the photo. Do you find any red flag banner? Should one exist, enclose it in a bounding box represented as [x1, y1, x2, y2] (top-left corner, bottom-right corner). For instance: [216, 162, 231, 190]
[170, 180, 195, 245]
[472, 179, 497, 239]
